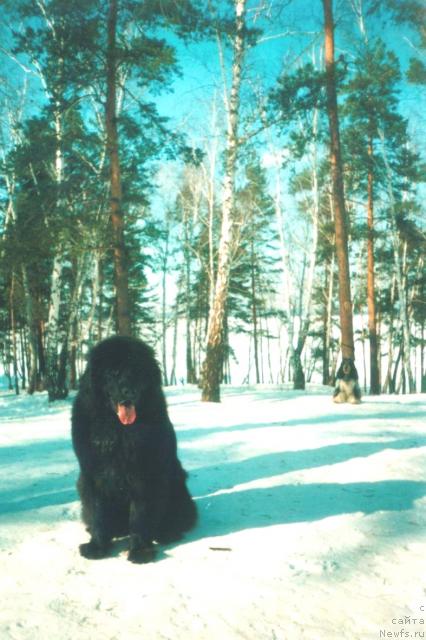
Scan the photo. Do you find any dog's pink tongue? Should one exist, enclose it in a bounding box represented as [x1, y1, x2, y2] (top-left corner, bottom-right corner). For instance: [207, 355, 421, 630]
[117, 404, 137, 425]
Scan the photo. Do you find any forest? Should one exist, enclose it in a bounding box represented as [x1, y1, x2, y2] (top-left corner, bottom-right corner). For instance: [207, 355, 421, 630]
[0, 0, 424, 402]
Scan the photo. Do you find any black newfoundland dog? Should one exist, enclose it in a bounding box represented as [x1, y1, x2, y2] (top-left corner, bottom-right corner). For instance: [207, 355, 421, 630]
[71, 335, 197, 563]
[333, 357, 362, 404]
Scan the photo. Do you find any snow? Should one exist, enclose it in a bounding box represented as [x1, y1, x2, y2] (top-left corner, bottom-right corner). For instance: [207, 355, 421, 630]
[0, 385, 426, 640]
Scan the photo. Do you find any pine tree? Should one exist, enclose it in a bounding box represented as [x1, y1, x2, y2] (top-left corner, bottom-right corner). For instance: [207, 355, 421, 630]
[343, 40, 423, 393]
[322, 0, 356, 364]
[342, 41, 403, 393]
[4, 0, 207, 396]
[229, 152, 278, 384]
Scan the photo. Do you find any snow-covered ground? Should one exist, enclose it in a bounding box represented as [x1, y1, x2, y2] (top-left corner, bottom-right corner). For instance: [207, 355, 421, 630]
[0, 385, 425, 640]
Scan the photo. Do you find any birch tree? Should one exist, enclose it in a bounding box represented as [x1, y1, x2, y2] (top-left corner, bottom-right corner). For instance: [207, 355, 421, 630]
[290, 124, 320, 389]
[200, 0, 247, 402]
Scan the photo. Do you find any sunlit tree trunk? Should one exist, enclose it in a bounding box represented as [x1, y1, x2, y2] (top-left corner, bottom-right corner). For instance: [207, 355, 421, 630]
[322, 0, 355, 361]
[367, 138, 380, 393]
[106, 0, 131, 336]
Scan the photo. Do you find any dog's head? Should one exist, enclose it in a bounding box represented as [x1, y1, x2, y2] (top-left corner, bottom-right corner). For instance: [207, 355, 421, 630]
[101, 367, 144, 425]
[338, 357, 358, 381]
[88, 336, 161, 426]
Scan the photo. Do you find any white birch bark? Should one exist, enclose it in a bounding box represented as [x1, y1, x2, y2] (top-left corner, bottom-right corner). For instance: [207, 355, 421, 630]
[201, 0, 247, 401]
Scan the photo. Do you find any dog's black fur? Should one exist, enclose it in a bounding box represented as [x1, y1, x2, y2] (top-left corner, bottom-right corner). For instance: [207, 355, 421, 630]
[333, 357, 362, 404]
[71, 335, 197, 563]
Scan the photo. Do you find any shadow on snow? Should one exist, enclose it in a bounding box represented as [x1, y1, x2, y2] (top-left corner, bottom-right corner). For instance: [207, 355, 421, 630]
[187, 479, 426, 544]
[1, 430, 425, 543]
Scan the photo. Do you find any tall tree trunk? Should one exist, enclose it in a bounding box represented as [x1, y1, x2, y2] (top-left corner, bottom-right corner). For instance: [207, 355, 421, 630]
[45, 82, 68, 399]
[367, 139, 380, 393]
[322, 0, 355, 361]
[292, 340, 306, 390]
[106, 0, 131, 336]
[45, 18, 70, 399]
[200, 0, 246, 402]
[45, 253, 68, 401]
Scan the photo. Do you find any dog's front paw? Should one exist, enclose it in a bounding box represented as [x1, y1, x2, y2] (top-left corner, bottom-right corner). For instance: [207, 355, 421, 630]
[79, 541, 109, 560]
[128, 538, 156, 564]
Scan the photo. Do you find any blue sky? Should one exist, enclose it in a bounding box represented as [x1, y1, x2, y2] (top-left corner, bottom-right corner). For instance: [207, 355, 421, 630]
[1, 0, 424, 189]
[150, 1, 424, 199]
